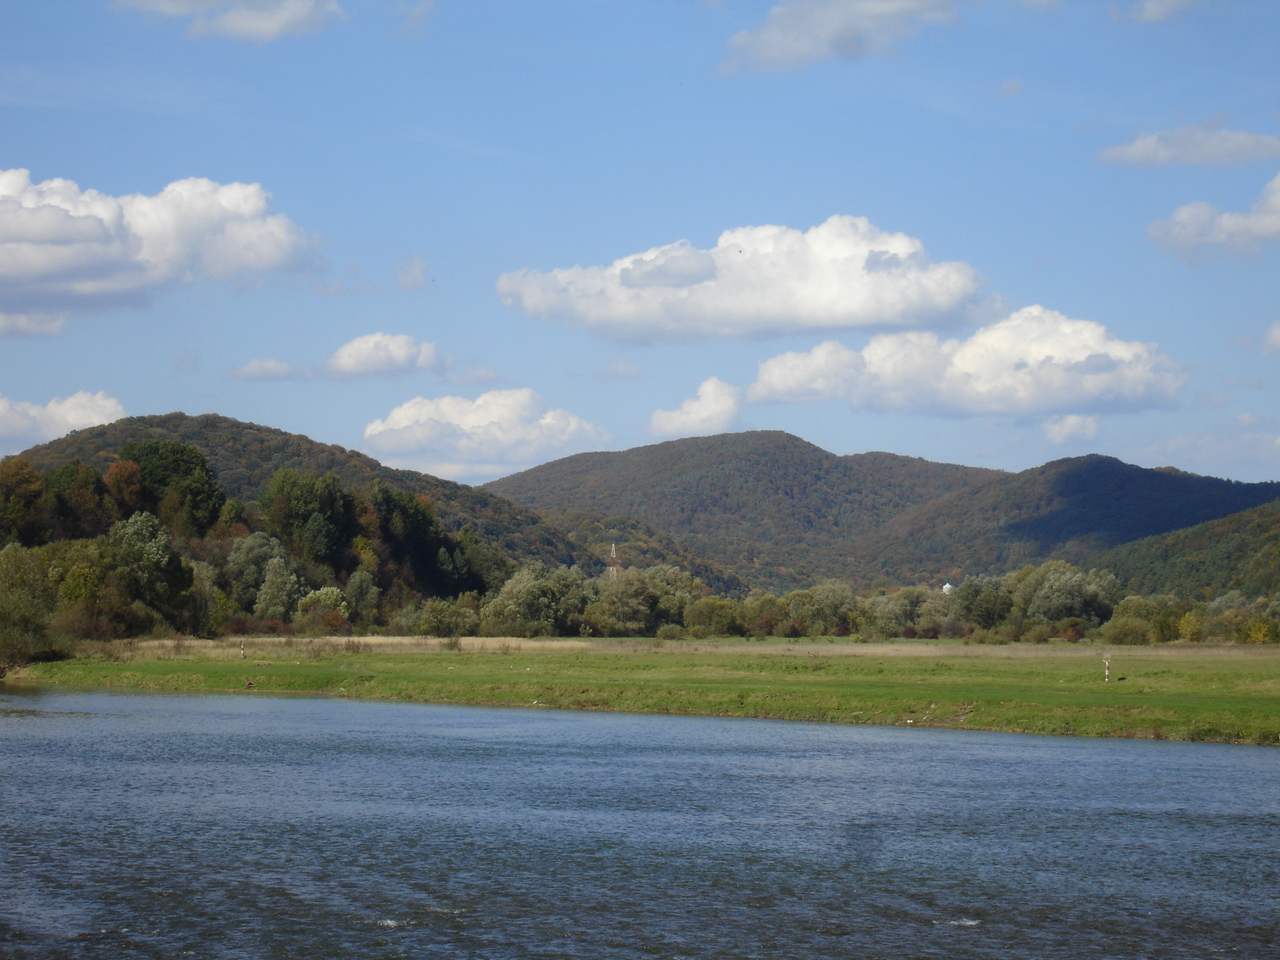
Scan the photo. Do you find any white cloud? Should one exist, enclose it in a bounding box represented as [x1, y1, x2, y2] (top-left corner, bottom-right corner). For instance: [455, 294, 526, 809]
[362, 388, 606, 480]
[0, 168, 309, 316]
[1102, 124, 1280, 167]
[0, 311, 64, 336]
[327, 332, 437, 376]
[748, 305, 1183, 417]
[650, 378, 742, 437]
[1043, 414, 1098, 444]
[498, 215, 977, 339]
[397, 255, 427, 291]
[1150, 171, 1280, 252]
[1130, 0, 1197, 22]
[232, 357, 293, 380]
[727, 0, 953, 70]
[0, 390, 126, 441]
[121, 0, 343, 41]
[1265, 322, 1280, 352]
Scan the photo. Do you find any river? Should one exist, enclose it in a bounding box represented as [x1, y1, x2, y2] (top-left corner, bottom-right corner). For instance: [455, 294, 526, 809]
[1, 690, 1277, 958]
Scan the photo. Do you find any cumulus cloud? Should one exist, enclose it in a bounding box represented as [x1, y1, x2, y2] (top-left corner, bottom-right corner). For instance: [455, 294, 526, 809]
[1150, 171, 1280, 252]
[1043, 414, 1098, 444]
[362, 388, 605, 480]
[748, 305, 1183, 418]
[327, 332, 437, 376]
[120, 0, 343, 41]
[0, 311, 65, 336]
[1130, 0, 1197, 22]
[397, 255, 427, 291]
[650, 378, 742, 438]
[498, 215, 977, 339]
[727, 0, 953, 70]
[0, 168, 309, 317]
[1102, 124, 1280, 167]
[0, 390, 126, 442]
[232, 358, 293, 380]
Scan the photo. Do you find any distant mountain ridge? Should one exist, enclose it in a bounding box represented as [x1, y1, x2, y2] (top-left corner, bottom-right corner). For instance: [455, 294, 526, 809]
[1096, 500, 1280, 598]
[18, 413, 592, 570]
[487, 432, 1280, 590]
[857, 454, 1280, 585]
[487, 431, 1003, 589]
[20, 418, 1280, 593]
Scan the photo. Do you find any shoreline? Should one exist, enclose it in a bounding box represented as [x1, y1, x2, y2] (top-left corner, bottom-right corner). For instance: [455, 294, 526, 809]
[6, 638, 1278, 746]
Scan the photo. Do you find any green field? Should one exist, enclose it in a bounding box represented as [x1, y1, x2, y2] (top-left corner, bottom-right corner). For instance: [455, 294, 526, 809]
[8, 637, 1280, 744]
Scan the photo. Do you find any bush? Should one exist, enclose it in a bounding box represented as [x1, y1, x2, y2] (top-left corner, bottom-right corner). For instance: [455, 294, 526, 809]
[1178, 610, 1204, 642]
[295, 606, 352, 637]
[655, 623, 686, 641]
[419, 597, 478, 638]
[964, 628, 1012, 645]
[386, 603, 422, 636]
[1021, 623, 1055, 644]
[683, 597, 742, 637]
[1102, 616, 1154, 646]
[291, 586, 350, 635]
[296, 586, 349, 619]
[1245, 619, 1276, 645]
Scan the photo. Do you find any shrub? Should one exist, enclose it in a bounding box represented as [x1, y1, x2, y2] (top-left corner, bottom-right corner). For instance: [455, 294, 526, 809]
[1102, 616, 1154, 646]
[296, 586, 349, 619]
[1021, 623, 1055, 644]
[1178, 610, 1204, 643]
[1245, 619, 1276, 645]
[294, 586, 351, 636]
[963, 628, 1011, 645]
[683, 597, 743, 637]
[386, 603, 423, 636]
[420, 597, 478, 638]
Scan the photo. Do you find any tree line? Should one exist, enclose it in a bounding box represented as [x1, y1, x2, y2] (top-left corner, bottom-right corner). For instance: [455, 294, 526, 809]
[0, 441, 508, 666]
[2, 444, 1278, 668]
[418, 559, 1279, 645]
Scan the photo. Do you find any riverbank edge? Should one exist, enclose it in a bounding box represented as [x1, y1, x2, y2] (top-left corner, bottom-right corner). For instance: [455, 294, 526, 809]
[6, 642, 1278, 746]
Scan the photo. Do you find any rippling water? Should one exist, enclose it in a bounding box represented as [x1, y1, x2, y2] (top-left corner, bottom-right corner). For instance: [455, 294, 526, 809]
[1, 690, 1277, 959]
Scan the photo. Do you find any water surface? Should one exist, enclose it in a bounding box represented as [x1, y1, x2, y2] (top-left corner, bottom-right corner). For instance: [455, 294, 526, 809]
[2, 690, 1277, 958]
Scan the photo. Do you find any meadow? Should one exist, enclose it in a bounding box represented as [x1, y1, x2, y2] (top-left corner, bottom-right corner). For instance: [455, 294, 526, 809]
[9, 637, 1279, 745]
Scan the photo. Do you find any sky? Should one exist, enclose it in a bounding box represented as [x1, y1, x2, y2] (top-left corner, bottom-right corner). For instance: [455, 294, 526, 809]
[2, 0, 1280, 483]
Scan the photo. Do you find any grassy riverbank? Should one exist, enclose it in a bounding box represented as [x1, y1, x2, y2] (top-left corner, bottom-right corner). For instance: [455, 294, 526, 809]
[7, 637, 1279, 744]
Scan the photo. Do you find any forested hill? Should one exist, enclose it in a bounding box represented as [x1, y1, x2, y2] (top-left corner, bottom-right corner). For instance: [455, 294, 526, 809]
[19, 413, 588, 569]
[1095, 499, 1280, 599]
[856, 456, 1280, 585]
[487, 433, 1280, 590]
[485, 431, 1002, 589]
[537, 512, 748, 597]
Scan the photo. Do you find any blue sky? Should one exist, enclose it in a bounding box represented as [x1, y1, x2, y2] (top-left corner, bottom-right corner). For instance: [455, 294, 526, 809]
[2, 0, 1279, 482]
